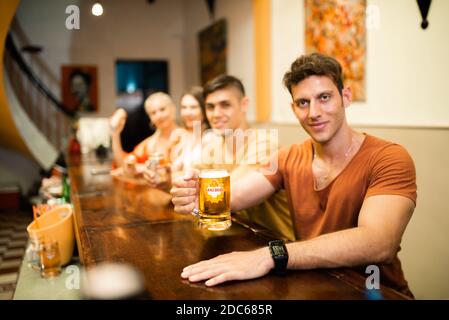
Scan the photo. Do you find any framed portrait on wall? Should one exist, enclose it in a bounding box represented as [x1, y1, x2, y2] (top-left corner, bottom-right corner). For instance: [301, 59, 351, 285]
[61, 65, 98, 113]
[198, 19, 227, 85]
[305, 0, 366, 101]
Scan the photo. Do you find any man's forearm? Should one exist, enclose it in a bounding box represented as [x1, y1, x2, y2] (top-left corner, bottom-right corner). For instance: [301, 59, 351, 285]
[286, 227, 395, 270]
[230, 170, 276, 211]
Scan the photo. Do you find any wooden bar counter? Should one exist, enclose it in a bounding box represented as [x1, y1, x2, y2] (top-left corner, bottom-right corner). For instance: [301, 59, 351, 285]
[67, 153, 410, 300]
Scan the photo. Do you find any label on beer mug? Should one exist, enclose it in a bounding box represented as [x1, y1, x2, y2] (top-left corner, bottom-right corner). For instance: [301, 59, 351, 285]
[205, 182, 224, 201]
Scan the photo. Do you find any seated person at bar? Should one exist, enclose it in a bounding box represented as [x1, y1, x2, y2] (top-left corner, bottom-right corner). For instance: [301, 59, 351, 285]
[110, 92, 184, 175]
[172, 75, 295, 241]
[171, 53, 417, 298]
[143, 86, 211, 189]
[172, 86, 211, 171]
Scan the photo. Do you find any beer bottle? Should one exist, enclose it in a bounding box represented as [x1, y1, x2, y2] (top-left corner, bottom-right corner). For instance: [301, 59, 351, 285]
[62, 173, 71, 204]
[68, 122, 81, 156]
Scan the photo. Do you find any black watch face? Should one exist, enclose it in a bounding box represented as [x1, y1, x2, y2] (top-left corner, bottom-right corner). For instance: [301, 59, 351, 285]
[272, 244, 286, 256]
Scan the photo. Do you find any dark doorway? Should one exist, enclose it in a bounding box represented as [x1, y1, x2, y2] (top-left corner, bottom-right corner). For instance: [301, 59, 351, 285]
[115, 60, 169, 152]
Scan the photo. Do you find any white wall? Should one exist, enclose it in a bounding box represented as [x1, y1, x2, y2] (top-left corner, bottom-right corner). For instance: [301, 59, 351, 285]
[16, 0, 186, 117]
[271, 0, 304, 123]
[182, 0, 210, 88]
[184, 0, 255, 121]
[271, 0, 449, 128]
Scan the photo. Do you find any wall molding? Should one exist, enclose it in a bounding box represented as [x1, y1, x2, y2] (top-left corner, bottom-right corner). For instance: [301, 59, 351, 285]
[253, 0, 271, 122]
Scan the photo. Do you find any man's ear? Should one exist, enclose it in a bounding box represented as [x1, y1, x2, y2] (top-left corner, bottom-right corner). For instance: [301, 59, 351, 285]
[290, 101, 301, 122]
[342, 86, 352, 108]
[290, 101, 295, 112]
[240, 96, 249, 113]
[288, 90, 296, 113]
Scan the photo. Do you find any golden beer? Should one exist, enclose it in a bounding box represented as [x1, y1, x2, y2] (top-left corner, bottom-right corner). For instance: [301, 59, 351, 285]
[40, 240, 62, 278]
[198, 169, 231, 231]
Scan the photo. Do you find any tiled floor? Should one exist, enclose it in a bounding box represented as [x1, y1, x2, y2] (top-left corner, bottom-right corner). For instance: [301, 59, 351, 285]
[0, 211, 32, 300]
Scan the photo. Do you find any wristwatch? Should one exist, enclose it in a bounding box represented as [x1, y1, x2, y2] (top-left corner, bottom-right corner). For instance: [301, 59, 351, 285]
[268, 240, 289, 275]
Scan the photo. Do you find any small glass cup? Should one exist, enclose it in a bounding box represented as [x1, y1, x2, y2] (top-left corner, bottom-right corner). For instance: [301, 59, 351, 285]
[146, 153, 168, 185]
[123, 154, 137, 177]
[39, 240, 62, 278]
[25, 237, 41, 271]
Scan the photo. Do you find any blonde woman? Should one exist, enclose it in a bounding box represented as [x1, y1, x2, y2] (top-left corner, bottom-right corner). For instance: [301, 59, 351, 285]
[110, 92, 185, 178]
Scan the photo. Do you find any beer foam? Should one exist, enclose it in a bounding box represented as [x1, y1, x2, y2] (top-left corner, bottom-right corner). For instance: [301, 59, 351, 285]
[199, 169, 229, 178]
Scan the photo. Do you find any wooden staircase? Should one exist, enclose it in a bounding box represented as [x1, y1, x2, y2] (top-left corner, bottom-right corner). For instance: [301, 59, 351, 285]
[1, 0, 75, 170]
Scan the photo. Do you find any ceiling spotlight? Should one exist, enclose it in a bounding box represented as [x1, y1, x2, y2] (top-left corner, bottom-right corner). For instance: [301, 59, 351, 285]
[92, 2, 103, 16]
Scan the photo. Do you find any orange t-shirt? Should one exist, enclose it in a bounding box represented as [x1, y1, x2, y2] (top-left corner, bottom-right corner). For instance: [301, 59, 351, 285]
[130, 136, 153, 163]
[263, 134, 417, 297]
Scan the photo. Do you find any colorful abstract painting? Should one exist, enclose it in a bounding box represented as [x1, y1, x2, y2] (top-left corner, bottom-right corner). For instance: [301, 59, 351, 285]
[198, 19, 227, 85]
[305, 0, 366, 101]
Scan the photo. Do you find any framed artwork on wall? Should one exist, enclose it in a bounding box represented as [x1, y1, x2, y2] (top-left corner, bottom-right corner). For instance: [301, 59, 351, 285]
[305, 0, 366, 101]
[198, 18, 227, 85]
[61, 65, 98, 113]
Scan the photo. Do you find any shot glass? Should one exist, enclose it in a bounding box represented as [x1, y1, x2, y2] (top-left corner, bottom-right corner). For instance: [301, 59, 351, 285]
[25, 237, 41, 271]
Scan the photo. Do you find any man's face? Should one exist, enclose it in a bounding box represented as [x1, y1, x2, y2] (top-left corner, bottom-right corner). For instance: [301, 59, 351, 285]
[70, 75, 88, 99]
[205, 87, 248, 135]
[290, 75, 351, 144]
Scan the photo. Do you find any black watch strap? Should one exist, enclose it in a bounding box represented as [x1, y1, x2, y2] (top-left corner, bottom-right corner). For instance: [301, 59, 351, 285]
[268, 240, 288, 275]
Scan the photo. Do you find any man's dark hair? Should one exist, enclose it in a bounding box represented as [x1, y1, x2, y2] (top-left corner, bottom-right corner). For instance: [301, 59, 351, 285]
[203, 74, 245, 99]
[69, 69, 91, 87]
[283, 53, 344, 95]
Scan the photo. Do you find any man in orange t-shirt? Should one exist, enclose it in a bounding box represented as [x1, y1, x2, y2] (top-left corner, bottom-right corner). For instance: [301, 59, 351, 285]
[171, 53, 417, 297]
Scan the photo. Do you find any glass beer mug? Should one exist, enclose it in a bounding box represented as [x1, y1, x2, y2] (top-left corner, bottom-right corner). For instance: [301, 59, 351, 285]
[147, 152, 168, 185]
[39, 239, 62, 278]
[198, 169, 231, 231]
